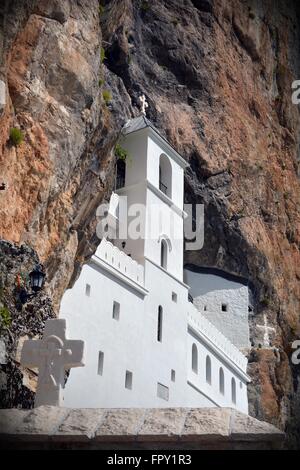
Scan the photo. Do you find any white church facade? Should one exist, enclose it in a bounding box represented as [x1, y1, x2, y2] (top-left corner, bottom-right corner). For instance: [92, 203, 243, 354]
[59, 115, 250, 413]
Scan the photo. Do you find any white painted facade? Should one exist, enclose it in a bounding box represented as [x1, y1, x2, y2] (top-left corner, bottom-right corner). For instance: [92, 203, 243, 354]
[184, 268, 250, 349]
[59, 116, 250, 413]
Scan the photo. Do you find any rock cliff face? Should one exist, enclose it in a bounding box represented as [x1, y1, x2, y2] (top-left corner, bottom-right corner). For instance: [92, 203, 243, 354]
[0, 0, 300, 448]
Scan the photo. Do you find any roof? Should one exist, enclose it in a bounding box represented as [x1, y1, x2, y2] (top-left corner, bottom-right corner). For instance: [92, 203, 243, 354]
[123, 115, 159, 135]
[122, 115, 189, 169]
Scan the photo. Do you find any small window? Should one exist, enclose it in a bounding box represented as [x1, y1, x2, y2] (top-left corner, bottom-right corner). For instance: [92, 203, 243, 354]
[219, 367, 225, 395]
[192, 343, 198, 373]
[157, 306, 163, 342]
[97, 351, 104, 376]
[172, 292, 177, 303]
[204, 305, 207, 311]
[221, 303, 228, 312]
[112, 301, 120, 320]
[116, 159, 126, 189]
[171, 369, 176, 382]
[231, 377, 236, 404]
[85, 284, 91, 297]
[157, 382, 169, 401]
[125, 370, 133, 390]
[160, 239, 168, 269]
[206, 355, 212, 385]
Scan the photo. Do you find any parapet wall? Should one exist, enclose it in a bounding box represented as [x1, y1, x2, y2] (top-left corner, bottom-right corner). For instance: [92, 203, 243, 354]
[188, 306, 248, 372]
[95, 238, 145, 286]
[0, 406, 284, 450]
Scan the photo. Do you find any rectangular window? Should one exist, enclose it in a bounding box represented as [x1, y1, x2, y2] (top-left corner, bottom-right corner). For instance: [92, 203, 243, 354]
[171, 369, 176, 382]
[125, 370, 133, 390]
[97, 351, 104, 376]
[157, 307, 163, 342]
[85, 283, 91, 297]
[157, 382, 169, 401]
[221, 303, 228, 312]
[172, 292, 177, 303]
[113, 301, 120, 320]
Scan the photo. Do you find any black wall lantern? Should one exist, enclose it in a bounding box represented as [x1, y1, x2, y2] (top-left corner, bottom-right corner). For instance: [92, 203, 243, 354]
[19, 264, 45, 304]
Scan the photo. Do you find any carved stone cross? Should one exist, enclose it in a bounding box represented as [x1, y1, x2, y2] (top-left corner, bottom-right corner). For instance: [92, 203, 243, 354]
[139, 94, 148, 115]
[257, 314, 276, 347]
[21, 319, 84, 407]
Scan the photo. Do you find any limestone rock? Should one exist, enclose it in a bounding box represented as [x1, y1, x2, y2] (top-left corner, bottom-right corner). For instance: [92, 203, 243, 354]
[0, 340, 6, 364]
[96, 409, 145, 440]
[56, 409, 105, 440]
[0, 406, 284, 450]
[0, 80, 5, 114]
[0, 0, 300, 449]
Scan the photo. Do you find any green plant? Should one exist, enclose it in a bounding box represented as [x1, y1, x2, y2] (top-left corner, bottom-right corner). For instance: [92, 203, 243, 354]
[0, 306, 11, 329]
[141, 1, 150, 12]
[261, 297, 270, 308]
[100, 47, 106, 63]
[99, 3, 105, 16]
[98, 79, 104, 87]
[115, 143, 129, 161]
[102, 89, 112, 105]
[9, 127, 24, 146]
[115, 143, 132, 165]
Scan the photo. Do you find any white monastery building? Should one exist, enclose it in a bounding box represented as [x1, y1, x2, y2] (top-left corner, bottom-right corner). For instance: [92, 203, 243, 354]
[59, 115, 251, 413]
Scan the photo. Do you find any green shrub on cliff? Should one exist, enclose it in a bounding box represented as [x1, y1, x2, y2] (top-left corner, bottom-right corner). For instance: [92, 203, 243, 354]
[100, 47, 106, 63]
[102, 89, 112, 105]
[0, 306, 11, 329]
[9, 128, 24, 146]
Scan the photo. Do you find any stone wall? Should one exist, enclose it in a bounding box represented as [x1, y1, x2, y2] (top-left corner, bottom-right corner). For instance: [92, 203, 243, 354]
[0, 406, 284, 450]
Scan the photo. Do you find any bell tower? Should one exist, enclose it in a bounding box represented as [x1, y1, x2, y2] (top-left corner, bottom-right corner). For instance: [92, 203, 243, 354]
[113, 115, 188, 282]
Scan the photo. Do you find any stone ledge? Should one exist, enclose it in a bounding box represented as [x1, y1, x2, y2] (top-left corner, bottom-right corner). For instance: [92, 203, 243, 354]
[0, 406, 284, 450]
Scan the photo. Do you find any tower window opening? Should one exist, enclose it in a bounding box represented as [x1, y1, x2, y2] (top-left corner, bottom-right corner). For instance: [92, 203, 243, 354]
[116, 159, 126, 189]
[159, 154, 172, 198]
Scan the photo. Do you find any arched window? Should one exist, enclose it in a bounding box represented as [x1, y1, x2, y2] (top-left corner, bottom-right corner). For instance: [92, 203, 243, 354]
[116, 159, 126, 189]
[219, 367, 225, 395]
[159, 154, 172, 198]
[192, 343, 198, 373]
[206, 355, 212, 385]
[157, 306, 163, 342]
[231, 377, 236, 404]
[160, 239, 168, 269]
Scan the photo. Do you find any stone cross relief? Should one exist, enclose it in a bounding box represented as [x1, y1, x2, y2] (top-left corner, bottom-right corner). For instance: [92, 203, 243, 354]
[139, 94, 148, 115]
[256, 314, 276, 348]
[21, 319, 84, 407]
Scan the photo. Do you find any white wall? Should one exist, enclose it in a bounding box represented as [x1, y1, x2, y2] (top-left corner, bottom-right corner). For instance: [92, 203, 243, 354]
[184, 269, 250, 349]
[144, 189, 184, 281]
[186, 329, 248, 413]
[59, 256, 249, 412]
[60, 259, 190, 408]
[121, 131, 148, 188]
[147, 137, 184, 210]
